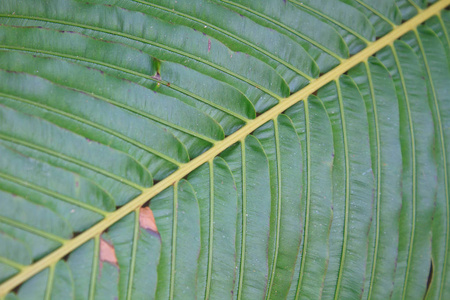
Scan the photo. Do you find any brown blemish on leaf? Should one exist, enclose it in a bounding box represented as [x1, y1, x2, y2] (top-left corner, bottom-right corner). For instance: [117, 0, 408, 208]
[100, 238, 118, 268]
[151, 71, 161, 81]
[208, 39, 211, 52]
[139, 207, 158, 234]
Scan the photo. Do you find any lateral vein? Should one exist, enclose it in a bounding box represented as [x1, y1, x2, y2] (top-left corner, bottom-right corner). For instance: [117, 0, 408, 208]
[0, 1, 447, 295]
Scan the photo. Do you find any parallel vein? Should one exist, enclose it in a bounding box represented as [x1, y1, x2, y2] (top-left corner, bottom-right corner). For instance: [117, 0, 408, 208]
[0, 1, 448, 295]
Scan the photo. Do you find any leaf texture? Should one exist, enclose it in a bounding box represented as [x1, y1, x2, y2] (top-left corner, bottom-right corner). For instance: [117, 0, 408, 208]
[0, 0, 449, 299]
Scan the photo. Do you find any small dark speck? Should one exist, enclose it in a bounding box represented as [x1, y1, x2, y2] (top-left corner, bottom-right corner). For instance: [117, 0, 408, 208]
[152, 71, 161, 81]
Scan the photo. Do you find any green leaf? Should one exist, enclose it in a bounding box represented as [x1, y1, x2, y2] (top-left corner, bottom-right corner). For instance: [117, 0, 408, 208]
[403, 25, 450, 300]
[150, 180, 201, 299]
[217, 0, 350, 72]
[187, 158, 238, 299]
[0, 233, 31, 282]
[0, 67, 188, 179]
[348, 57, 403, 299]
[1, 1, 449, 299]
[0, 25, 255, 135]
[108, 209, 161, 300]
[105, 0, 320, 93]
[0, 0, 289, 112]
[395, 0, 421, 20]
[0, 105, 151, 204]
[0, 50, 225, 158]
[426, 13, 450, 71]
[319, 75, 374, 300]
[285, 96, 334, 299]
[17, 261, 74, 300]
[289, 0, 375, 54]
[377, 40, 437, 300]
[253, 115, 303, 299]
[0, 144, 113, 231]
[341, 0, 402, 36]
[67, 236, 120, 300]
[221, 135, 272, 299]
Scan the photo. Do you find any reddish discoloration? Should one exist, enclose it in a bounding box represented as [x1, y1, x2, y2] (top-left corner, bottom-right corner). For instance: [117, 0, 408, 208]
[139, 207, 158, 233]
[100, 238, 118, 267]
[151, 71, 161, 81]
[208, 39, 211, 52]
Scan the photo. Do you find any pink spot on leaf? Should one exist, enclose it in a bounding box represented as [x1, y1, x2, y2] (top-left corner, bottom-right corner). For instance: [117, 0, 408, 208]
[139, 207, 159, 235]
[99, 238, 118, 270]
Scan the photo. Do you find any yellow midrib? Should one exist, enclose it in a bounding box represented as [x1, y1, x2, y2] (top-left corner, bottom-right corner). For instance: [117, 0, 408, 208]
[1, 0, 448, 295]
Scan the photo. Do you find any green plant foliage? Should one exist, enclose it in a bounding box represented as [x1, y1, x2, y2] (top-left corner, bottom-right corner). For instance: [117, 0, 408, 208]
[0, 0, 449, 299]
